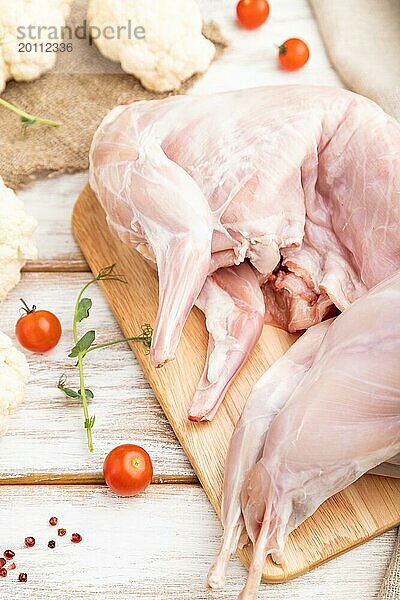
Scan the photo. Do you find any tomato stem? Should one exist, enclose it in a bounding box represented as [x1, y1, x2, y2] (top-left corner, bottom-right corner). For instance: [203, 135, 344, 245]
[20, 298, 36, 314]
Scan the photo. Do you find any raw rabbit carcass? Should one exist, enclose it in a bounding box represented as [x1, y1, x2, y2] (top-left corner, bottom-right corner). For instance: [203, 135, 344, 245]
[189, 261, 265, 422]
[209, 271, 400, 599]
[89, 85, 400, 420]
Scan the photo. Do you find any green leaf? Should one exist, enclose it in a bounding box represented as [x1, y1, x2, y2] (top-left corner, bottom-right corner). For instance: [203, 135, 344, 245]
[20, 115, 37, 126]
[78, 388, 94, 399]
[57, 376, 80, 398]
[69, 330, 96, 357]
[97, 264, 115, 279]
[96, 264, 127, 284]
[76, 297, 92, 322]
[61, 387, 80, 399]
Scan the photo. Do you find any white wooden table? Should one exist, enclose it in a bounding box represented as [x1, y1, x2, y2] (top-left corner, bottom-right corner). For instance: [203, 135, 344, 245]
[0, 1, 396, 598]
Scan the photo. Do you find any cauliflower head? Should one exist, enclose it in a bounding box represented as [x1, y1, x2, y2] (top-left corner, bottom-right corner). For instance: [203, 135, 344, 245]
[0, 176, 37, 302]
[87, 0, 216, 93]
[0, 331, 30, 435]
[0, 0, 72, 92]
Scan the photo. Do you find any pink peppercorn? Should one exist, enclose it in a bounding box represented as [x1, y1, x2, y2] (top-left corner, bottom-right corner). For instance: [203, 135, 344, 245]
[58, 528, 66, 537]
[0, 558, 5, 568]
[8, 563, 16, 571]
[18, 573, 27, 583]
[25, 536, 35, 548]
[0, 568, 7, 578]
[3, 550, 15, 560]
[49, 516, 58, 526]
[71, 533, 82, 544]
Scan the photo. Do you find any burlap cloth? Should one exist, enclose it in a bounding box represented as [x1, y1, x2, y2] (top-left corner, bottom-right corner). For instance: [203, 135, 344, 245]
[378, 529, 400, 600]
[0, 0, 228, 189]
[310, 1, 400, 597]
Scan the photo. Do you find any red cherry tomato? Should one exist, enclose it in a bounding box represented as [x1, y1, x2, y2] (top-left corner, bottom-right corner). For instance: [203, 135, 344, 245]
[236, 0, 270, 30]
[278, 38, 310, 71]
[15, 300, 62, 353]
[103, 444, 153, 497]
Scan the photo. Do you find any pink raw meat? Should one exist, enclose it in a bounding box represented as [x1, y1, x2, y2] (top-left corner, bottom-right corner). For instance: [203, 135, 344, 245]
[210, 271, 400, 599]
[189, 262, 264, 422]
[89, 85, 400, 419]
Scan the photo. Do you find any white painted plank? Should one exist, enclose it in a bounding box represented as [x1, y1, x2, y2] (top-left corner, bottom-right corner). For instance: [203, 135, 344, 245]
[19, 173, 88, 271]
[0, 273, 193, 479]
[0, 484, 395, 599]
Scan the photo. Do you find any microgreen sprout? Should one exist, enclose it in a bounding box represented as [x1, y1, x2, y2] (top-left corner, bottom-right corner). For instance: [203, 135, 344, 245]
[0, 98, 61, 129]
[58, 265, 153, 452]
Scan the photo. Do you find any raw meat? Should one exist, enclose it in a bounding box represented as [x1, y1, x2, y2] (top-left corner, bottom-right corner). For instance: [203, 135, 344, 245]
[189, 262, 264, 422]
[210, 271, 400, 599]
[208, 319, 333, 589]
[89, 85, 400, 419]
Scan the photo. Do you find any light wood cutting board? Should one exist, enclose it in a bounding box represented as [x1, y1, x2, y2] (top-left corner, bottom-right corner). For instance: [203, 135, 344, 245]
[72, 184, 400, 583]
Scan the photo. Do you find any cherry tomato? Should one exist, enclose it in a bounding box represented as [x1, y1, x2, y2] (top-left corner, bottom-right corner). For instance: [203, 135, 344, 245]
[15, 300, 62, 353]
[236, 0, 270, 30]
[278, 38, 310, 71]
[103, 444, 153, 497]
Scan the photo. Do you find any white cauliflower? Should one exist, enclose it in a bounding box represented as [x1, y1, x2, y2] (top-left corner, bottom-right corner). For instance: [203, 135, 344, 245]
[87, 0, 216, 92]
[0, 176, 37, 302]
[0, 331, 30, 435]
[0, 178, 36, 435]
[0, 0, 72, 92]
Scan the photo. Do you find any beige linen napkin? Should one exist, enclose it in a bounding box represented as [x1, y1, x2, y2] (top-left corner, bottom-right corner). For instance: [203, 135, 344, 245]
[309, 0, 400, 121]
[310, 1, 400, 596]
[378, 529, 400, 600]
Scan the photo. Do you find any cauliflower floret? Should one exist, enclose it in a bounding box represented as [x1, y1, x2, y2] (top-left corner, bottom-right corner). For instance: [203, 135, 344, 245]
[87, 0, 216, 92]
[0, 331, 30, 435]
[0, 0, 72, 92]
[0, 176, 37, 301]
[0, 176, 36, 434]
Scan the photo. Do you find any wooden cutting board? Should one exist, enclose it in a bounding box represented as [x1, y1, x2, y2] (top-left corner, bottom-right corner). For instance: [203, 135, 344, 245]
[72, 184, 400, 583]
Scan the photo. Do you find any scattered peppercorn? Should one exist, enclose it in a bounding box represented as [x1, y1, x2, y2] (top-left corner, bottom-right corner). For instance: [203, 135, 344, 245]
[25, 536, 36, 548]
[1, 521, 83, 582]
